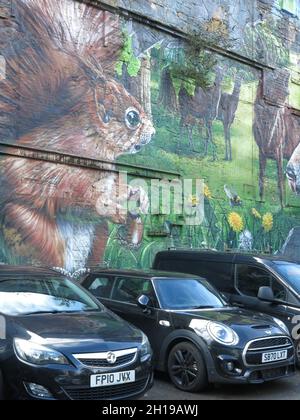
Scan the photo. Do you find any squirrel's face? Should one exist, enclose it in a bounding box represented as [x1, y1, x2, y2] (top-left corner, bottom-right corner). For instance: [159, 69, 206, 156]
[92, 79, 155, 159]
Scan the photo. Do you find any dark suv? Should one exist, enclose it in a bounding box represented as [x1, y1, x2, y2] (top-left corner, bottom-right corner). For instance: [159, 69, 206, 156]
[153, 250, 300, 366]
[80, 269, 295, 393]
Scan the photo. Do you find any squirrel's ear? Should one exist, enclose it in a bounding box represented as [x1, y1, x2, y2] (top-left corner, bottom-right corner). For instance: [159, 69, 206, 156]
[94, 88, 111, 124]
[79, 56, 106, 86]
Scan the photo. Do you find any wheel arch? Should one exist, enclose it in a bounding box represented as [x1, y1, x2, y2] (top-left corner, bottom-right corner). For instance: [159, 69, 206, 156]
[157, 329, 213, 373]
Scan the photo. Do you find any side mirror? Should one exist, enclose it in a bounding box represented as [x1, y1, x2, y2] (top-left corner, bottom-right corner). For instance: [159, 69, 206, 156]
[137, 295, 153, 314]
[258, 286, 275, 302]
[137, 295, 150, 309]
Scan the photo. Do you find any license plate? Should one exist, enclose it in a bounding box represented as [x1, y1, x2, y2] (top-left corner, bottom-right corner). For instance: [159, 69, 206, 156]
[262, 350, 288, 364]
[90, 370, 135, 388]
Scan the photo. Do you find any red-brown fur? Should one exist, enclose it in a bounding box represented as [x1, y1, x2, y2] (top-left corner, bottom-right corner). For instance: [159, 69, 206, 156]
[0, 0, 154, 269]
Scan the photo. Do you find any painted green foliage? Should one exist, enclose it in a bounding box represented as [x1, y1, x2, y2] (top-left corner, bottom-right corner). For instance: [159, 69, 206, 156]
[116, 31, 141, 77]
[114, 11, 300, 266]
[0, 0, 300, 273]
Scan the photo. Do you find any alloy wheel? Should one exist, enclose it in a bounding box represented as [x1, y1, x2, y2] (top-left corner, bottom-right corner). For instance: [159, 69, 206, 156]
[170, 348, 199, 388]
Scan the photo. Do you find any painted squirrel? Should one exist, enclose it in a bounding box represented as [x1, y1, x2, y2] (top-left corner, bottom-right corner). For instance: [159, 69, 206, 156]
[0, 0, 155, 271]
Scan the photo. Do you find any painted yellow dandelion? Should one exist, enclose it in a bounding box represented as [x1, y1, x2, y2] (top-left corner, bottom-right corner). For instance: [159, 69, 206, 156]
[252, 208, 261, 219]
[262, 212, 273, 232]
[228, 212, 244, 233]
[204, 184, 212, 200]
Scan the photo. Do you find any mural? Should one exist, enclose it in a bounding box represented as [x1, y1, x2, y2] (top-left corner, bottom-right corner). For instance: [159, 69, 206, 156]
[0, 0, 154, 271]
[0, 0, 299, 271]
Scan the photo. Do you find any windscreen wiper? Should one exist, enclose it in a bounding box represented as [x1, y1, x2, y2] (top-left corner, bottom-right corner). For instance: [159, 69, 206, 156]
[189, 305, 215, 310]
[24, 310, 79, 315]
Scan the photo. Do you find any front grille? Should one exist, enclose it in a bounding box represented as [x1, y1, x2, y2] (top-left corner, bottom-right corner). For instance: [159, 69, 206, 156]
[244, 336, 294, 366]
[64, 378, 148, 400]
[79, 354, 135, 368]
[248, 337, 292, 350]
[245, 347, 294, 366]
[261, 367, 290, 380]
[248, 366, 294, 382]
[73, 348, 137, 369]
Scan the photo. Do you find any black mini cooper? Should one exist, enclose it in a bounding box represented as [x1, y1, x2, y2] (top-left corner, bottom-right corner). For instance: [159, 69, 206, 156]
[80, 269, 295, 392]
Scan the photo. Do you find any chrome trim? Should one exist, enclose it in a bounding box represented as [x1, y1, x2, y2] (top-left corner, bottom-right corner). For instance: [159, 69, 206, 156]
[242, 336, 294, 367]
[247, 343, 292, 352]
[73, 348, 138, 370]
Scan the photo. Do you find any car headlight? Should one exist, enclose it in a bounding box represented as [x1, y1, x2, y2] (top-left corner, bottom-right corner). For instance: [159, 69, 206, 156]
[207, 322, 239, 346]
[14, 338, 69, 366]
[272, 318, 290, 335]
[140, 333, 152, 361]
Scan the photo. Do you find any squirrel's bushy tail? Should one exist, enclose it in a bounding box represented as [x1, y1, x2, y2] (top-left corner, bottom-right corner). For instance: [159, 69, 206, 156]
[0, 0, 121, 141]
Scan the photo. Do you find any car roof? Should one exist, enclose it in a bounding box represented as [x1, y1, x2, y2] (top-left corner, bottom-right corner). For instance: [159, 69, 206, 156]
[85, 267, 206, 280]
[154, 250, 299, 264]
[0, 265, 65, 278]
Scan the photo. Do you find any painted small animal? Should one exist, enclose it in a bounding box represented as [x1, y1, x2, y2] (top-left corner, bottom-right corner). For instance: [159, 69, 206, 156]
[0, 0, 155, 271]
[224, 185, 243, 207]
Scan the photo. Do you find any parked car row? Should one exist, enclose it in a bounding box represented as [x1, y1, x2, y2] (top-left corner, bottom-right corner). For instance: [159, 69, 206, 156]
[0, 250, 299, 400]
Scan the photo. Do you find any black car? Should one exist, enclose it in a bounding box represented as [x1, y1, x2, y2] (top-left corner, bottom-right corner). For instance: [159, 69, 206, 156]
[153, 250, 300, 366]
[80, 269, 295, 393]
[0, 266, 153, 400]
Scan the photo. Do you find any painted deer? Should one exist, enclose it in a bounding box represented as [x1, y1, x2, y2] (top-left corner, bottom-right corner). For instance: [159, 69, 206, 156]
[253, 69, 294, 207]
[178, 67, 223, 160]
[217, 74, 243, 161]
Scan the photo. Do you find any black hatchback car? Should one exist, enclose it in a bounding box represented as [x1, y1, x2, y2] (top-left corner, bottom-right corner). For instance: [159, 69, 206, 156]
[153, 250, 300, 366]
[80, 269, 295, 393]
[0, 266, 153, 400]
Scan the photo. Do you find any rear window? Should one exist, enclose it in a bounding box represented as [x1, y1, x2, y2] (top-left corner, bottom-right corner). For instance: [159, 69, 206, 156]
[155, 257, 234, 293]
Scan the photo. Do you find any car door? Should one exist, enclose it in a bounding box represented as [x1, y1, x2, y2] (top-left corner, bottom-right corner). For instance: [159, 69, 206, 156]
[104, 276, 172, 360]
[231, 264, 291, 322]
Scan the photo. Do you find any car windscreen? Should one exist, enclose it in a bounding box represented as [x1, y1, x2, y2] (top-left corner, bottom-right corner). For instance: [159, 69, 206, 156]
[0, 276, 100, 316]
[154, 278, 225, 310]
[273, 262, 300, 295]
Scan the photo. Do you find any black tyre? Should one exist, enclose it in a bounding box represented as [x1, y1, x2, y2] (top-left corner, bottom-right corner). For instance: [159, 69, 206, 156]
[167, 341, 208, 393]
[0, 370, 4, 400]
[296, 341, 300, 369]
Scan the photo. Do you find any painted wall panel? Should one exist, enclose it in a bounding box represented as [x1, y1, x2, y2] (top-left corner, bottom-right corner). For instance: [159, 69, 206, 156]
[0, 0, 299, 272]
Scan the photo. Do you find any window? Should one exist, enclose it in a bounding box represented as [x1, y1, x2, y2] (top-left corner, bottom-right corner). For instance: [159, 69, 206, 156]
[0, 276, 100, 316]
[154, 278, 225, 310]
[274, 261, 300, 295]
[87, 276, 112, 299]
[195, 262, 235, 294]
[236, 265, 287, 301]
[112, 277, 155, 305]
[156, 259, 235, 293]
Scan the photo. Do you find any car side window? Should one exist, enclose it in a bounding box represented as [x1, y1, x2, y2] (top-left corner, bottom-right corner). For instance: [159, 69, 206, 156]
[236, 265, 287, 301]
[155, 258, 235, 294]
[111, 277, 155, 305]
[87, 276, 112, 299]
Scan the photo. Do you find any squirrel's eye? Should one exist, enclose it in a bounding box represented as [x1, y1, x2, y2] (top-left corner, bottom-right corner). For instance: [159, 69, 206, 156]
[125, 108, 141, 130]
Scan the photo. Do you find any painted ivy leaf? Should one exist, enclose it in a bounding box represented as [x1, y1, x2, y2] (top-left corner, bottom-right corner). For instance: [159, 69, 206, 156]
[127, 57, 141, 77]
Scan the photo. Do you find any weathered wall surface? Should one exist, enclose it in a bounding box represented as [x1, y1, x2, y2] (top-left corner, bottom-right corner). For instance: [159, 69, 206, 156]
[0, 0, 300, 272]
